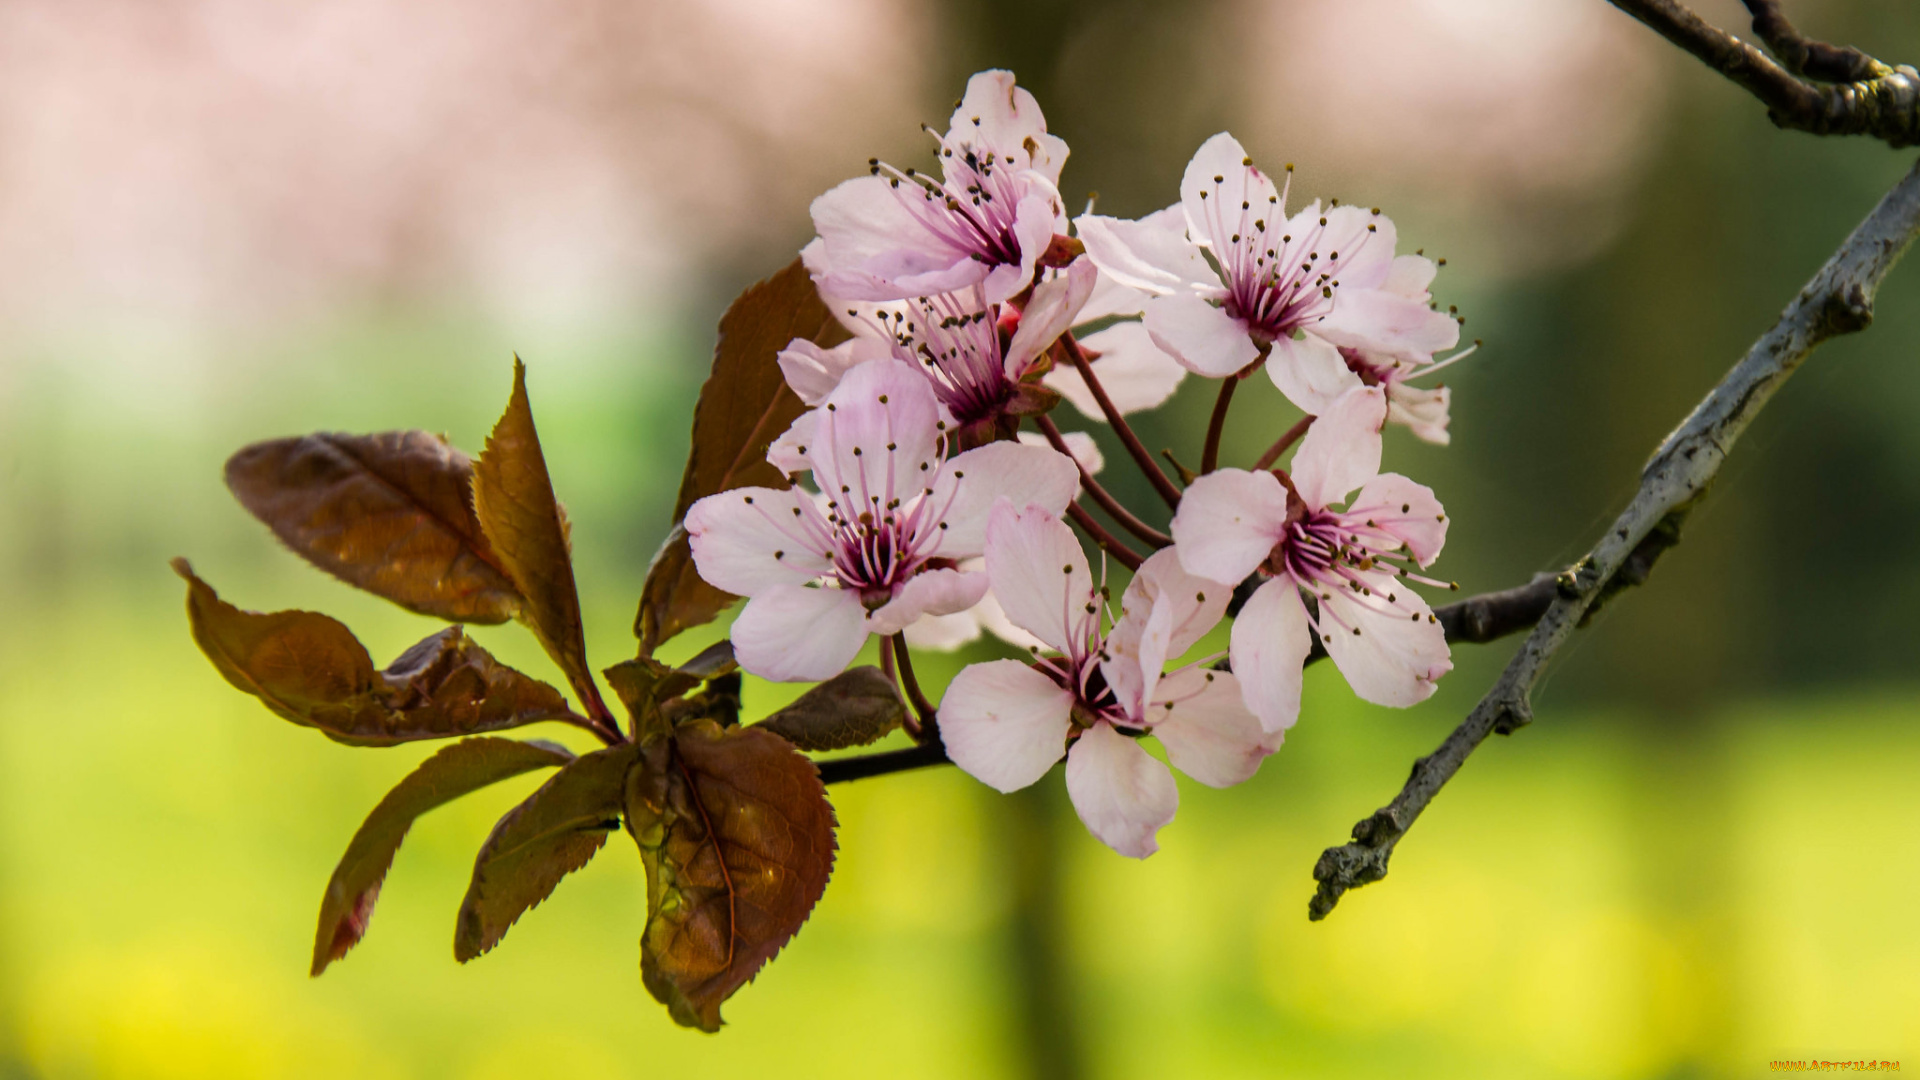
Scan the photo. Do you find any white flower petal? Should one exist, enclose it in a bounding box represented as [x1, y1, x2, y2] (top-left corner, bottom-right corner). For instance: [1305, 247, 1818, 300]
[1318, 289, 1460, 365]
[685, 486, 832, 595]
[1170, 469, 1288, 585]
[940, 659, 1074, 793]
[1047, 321, 1187, 420]
[1150, 667, 1279, 788]
[730, 584, 869, 683]
[1350, 472, 1448, 567]
[1077, 266, 1150, 322]
[975, 587, 1048, 652]
[1230, 578, 1313, 733]
[1065, 724, 1178, 859]
[1266, 330, 1363, 417]
[1290, 385, 1385, 510]
[1144, 292, 1259, 378]
[1073, 210, 1213, 296]
[1319, 572, 1452, 708]
[1387, 382, 1451, 446]
[984, 499, 1093, 656]
[868, 567, 990, 636]
[949, 70, 1061, 182]
[1317, 205, 1396, 291]
[1103, 593, 1172, 719]
[903, 606, 985, 651]
[931, 442, 1079, 558]
[778, 337, 894, 407]
[766, 410, 817, 476]
[1382, 254, 1438, 299]
[1017, 430, 1103, 476]
[1117, 546, 1232, 659]
[1179, 132, 1282, 251]
[807, 359, 945, 525]
[1006, 257, 1096, 375]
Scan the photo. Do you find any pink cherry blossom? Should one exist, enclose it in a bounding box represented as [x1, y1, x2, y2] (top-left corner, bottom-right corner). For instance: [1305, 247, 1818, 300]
[1170, 385, 1453, 731]
[1334, 255, 1475, 445]
[1075, 132, 1459, 416]
[940, 502, 1278, 858]
[786, 254, 1185, 431]
[685, 359, 1078, 682]
[808, 70, 1069, 306]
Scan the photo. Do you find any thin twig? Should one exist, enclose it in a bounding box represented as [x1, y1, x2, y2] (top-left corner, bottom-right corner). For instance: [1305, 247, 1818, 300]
[1065, 500, 1145, 571]
[1741, 0, 1882, 82]
[1608, 0, 1920, 146]
[1034, 415, 1172, 548]
[890, 632, 938, 740]
[1058, 334, 1185, 508]
[1252, 415, 1314, 472]
[817, 570, 1568, 785]
[1308, 156, 1920, 921]
[1201, 375, 1239, 474]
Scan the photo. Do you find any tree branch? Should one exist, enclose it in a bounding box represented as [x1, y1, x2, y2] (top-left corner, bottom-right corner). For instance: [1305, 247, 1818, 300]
[1308, 157, 1920, 921]
[1609, 0, 1920, 146]
[818, 570, 1565, 785]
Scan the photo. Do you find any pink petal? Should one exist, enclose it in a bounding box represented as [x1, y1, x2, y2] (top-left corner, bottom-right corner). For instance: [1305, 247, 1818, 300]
[809, 176, 971, 301]
[983, 499, 1092, 656]
[1144, 292, 1259, 378]
[685, 486, 832, 595]
[1382, 254, 1438, 299]
[1117, 546, 1231, 659]
[1179, 132, 1282, 252]
[974, 588, 1048, 652]
[1074, 210, 1213, 296]
[1150, 668, 1280, 788]
[766, 410, 818, 475]
[868, 567, 990, 636]
[1319, 572, 1452, 708]
[1350, 473, 1448, 566]
[1290, 385, 1385, 510]
[939, 659, 1074, 793]
[1170, 469, 1288, 585]
[778, 337, 895, 406]
[949, 71, 1062, 182]
[1047, 321, 1187, 420]
[1077, 267, 1149, 322]
[808, 359, 945, 525]
[1387, 382, 1451, 446]
[1267, 330, 1363, 416]
[978, 193, 1061, 305]
[1318, 289, 1460, 365]
[1064, 723, 1178, 859]
[1006, 257, 1096, 376]
[730, 584, 869, 683]
[1017, 430, 1104, 477]
[1316, 205, 1396, 291]
[1230, 578, 1313, 733]
[1102, 593, 1172, 719]
[903, 607, 985, 651]
[931, 442, 1079, 559]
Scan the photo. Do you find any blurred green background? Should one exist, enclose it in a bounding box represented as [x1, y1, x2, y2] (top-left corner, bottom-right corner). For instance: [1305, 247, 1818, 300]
[3, 0, 1919, 1076]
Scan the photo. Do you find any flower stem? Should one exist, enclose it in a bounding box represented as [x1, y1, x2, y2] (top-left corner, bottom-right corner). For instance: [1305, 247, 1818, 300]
[1059, 332, 1183, 509]
[890, 632, 938, 741]
[1065, 500, 1144, 571]
[1253, 414, 1315, 472]
[1201, 375, 1239, 474]
[1033, 415, 1172, 548]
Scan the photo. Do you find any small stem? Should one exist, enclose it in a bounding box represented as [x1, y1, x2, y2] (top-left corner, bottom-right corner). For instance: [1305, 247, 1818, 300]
[568, 712, 623, 747]
[1059, 333, 1183, 508]
[1033, 415, 1172, 548]
[1253, 415, 1315, 472]
[879, 637, 917, 738]
[890, 632, 938, 741]
[819, 740, 949, 784]
[1201, 375, 1239, 474]
[1065, 501, 1144, 571]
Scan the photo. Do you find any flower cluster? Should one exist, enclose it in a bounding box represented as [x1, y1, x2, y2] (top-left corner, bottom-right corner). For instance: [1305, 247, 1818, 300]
[687, 70, 1474, 858]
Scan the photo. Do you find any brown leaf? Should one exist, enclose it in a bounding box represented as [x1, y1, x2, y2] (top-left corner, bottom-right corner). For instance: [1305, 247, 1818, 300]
[455, 741, 641, 961]
[176, 559, 575, 745]
[653, 640, 738, 703]
[756, 666, 904, 752]
[635, 259, 849, 654]
[626, 720, 837, 1031]
[472, 359, 601, 714]
[225, 430, 521, 624]
[312, 737, 574, 976]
